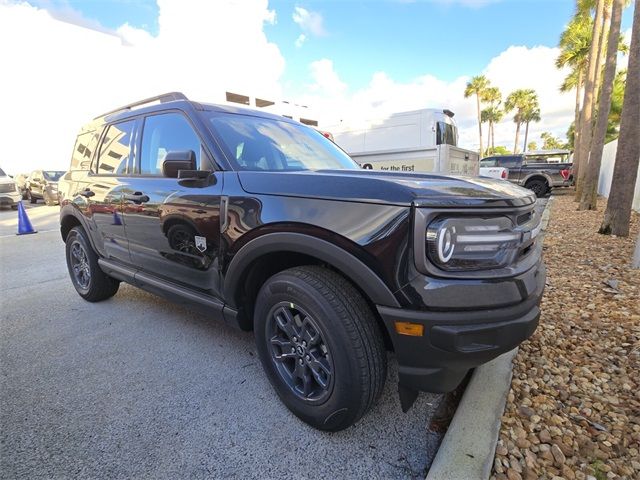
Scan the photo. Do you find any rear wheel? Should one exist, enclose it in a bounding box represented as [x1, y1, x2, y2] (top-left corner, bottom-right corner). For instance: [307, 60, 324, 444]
[254, 266, 387, 431]
[44, 191, 56, 206]
[65, 226, 119, 302]
[525, 179, 548, 198]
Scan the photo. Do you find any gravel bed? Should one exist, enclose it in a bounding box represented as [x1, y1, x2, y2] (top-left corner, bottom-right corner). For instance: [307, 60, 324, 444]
[492, 193, 640, 480]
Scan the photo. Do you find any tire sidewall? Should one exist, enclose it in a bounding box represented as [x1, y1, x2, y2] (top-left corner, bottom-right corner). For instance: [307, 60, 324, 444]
[527, 180, 547, 197]
[65, 228, 94, 297]
[254, 272, 364, 429]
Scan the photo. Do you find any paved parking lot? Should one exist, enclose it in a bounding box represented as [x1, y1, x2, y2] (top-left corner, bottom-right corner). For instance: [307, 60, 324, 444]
[0, 203, 442, 479]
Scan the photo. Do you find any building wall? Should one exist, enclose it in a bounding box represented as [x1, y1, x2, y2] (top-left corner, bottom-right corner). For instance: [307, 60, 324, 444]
[598, 139, 640, 212]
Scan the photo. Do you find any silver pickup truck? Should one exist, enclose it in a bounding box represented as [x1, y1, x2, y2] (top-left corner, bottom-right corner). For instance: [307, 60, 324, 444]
[480, 150, 573, 197]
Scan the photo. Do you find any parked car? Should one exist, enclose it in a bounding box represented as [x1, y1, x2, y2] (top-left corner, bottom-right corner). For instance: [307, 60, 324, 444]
[26, 170, 65, 205]
[13, 173, 30, 199]
[0, 166, 21, 209]
[480, 151, 573, 197]
[59, 92, 546, 431]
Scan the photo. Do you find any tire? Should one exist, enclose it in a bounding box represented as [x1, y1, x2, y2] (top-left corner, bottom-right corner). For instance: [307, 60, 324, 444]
[525, 179, 548, 198]
[65, 226, 119, 302]
[11, 204, 18, 210]
[254, 265, 387, 431]
[28, 190, 37, 204]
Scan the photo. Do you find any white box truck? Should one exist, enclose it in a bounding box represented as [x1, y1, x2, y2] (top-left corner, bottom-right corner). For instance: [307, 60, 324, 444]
[330, 109, 479, 176]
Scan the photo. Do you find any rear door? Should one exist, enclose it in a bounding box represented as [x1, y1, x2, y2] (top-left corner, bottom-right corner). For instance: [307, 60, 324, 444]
[122, 111, 224, 296]
[87, 119, 137, 264]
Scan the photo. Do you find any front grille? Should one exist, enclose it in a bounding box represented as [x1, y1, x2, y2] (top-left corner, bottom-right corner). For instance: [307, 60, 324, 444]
[0, 183, 16, 193]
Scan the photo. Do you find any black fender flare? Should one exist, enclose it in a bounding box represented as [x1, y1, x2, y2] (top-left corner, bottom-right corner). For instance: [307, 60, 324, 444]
[59, 204, 99, 252]
[223, 232, 401, 308]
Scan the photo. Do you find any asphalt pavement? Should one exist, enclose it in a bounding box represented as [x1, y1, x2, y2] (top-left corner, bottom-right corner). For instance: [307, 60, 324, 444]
[0, 203, 442, 479]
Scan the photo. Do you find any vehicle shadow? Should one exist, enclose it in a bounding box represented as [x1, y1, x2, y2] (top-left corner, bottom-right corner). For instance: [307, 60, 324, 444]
[110, 282, 443, 479]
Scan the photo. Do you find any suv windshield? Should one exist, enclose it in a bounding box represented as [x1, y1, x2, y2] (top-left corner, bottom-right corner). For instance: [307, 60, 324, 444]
[43, 171, 65, 181]
[436, 121, 457, 147]
[207, 113, 360, 171]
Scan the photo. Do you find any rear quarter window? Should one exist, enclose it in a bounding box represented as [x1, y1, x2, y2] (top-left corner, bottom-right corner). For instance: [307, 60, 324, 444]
[71, 130, 101, 171]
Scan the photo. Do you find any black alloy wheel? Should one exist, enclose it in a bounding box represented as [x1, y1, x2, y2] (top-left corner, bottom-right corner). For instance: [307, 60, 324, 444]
[69, 239, 91, 290]
[266, 302, 334, 402]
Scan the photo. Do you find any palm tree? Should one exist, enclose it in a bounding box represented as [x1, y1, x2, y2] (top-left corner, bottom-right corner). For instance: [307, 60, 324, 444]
[556, 13, 592, 152]
[575, 0, 606, 197]
[580, 0, 625, 211]
[464, 75, 490, 157]
[504, 89, 537, 154]
[600, 0, 640, 236]
[479, 86, 502, 153]
[541, 132, 565, 150]
[522, 106, 541, 152]
[481, 106, 504, 152]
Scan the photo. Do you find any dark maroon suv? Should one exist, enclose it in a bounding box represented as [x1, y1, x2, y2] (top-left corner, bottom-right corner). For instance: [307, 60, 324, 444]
[59, 92, 545, 431]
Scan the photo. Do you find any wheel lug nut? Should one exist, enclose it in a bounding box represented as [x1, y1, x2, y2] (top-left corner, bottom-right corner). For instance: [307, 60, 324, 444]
[292, 337, 298, 342]
[302, 341, 307, 347]
[299, 359, 304, 365]
[305, 355, 310, 361]
[291, 347, 296, 353]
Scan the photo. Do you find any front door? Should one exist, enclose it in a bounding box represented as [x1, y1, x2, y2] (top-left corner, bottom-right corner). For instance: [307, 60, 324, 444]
[122, 111, 223, 296]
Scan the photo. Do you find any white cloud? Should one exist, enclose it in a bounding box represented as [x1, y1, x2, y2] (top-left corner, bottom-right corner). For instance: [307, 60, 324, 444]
[292, 6, 326, 36]
[301, 45, 574, 152]
[0, 0, 284, 173]
[308, 59, 347, 98]
[295, 33, 306, 48]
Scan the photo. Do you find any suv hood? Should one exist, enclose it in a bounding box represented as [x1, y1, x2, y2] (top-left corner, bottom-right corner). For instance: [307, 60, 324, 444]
[237, 170, 536, 208]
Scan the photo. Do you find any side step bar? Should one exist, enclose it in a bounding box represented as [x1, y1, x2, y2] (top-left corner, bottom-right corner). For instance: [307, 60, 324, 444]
[98, 258, 238, 327]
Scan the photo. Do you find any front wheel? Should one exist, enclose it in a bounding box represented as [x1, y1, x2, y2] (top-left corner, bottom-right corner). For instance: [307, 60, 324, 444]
[28, 190, 37, 204]
[65, 226, 119, 302]
[254, 266, 387, 431]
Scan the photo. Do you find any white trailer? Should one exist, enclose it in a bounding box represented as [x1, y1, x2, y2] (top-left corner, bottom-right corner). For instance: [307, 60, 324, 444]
[330, 109, 479, 176]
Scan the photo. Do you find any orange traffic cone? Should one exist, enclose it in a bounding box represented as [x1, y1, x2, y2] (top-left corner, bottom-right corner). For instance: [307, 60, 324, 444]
[16, 201, 37, 235]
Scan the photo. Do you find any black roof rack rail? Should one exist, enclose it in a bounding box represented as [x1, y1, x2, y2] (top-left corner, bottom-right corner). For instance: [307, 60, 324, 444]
[96, 92, 189, 119]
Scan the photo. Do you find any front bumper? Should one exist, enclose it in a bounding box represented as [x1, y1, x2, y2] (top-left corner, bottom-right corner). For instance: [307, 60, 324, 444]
[0, 192, 21, 206]
[378, 261, 545, 394]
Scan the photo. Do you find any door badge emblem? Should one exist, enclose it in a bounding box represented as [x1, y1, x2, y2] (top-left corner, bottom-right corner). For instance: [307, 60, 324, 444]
[194, 236, 207, 253]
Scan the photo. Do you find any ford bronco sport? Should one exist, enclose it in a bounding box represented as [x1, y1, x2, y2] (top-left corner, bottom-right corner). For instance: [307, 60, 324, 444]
[59, 92, 545, 431]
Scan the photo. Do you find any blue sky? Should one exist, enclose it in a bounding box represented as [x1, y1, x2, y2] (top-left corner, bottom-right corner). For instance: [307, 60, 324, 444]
[36, 0, 632, 92]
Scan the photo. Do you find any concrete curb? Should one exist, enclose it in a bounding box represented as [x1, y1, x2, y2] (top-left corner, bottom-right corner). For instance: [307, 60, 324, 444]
[426, 196, 554, 480]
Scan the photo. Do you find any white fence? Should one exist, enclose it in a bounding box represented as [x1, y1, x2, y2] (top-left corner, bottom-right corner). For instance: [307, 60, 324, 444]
[598, 139, 640, 212]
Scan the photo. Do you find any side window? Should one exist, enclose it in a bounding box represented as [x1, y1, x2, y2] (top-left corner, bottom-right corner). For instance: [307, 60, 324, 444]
[480, 158, 497, 167]
[139, 112, 201, 175]
[71, 130, 101, 171]
[97, 121, 135, 175]
[497, 156, 520, 169]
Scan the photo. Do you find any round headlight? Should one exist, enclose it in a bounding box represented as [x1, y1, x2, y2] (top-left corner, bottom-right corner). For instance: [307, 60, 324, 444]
[437, 225, 455, 263]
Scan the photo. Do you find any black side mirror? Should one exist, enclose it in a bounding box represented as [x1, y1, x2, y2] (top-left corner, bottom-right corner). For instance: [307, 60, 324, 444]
[162, 150, 196, 178]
